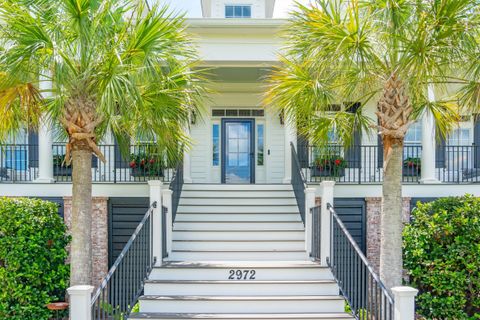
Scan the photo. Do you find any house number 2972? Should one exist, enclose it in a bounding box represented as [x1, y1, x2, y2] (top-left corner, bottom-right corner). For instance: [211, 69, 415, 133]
[228, 269, 256, 280]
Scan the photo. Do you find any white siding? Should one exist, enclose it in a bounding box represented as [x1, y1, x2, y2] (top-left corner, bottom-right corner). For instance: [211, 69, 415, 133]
[190, 119, 210, 183]
[265, 107, 285, 183]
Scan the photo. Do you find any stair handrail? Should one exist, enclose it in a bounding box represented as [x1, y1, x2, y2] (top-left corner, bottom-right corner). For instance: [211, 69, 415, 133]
[169, 159, 183, 222]
[326, 203, 394, 320]
[291, 142, 308, 223]
[91, 202, 157, 319]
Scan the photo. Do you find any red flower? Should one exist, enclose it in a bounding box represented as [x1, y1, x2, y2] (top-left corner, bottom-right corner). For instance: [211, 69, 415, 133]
[149, 159, 155, 164]
[408, 161, 414, 167]
[140, 159, 146, 166]
[129, 161, 136, 169]
[334, 159, 342, 166]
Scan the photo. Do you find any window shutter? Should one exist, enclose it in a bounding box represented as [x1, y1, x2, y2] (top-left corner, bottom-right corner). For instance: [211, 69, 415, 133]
[114, 138, 130, 169]
[344, 103, 362, 168]
[474, 114, 480, 168]
[28, 131, 39, 168]
[435, 135, 446, 168]
[296, 134, 309, 168]
[377, 131, 384, 168]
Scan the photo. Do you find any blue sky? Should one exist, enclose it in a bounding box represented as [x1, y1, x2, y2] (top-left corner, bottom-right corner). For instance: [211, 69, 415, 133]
[156, 0, 310, 18]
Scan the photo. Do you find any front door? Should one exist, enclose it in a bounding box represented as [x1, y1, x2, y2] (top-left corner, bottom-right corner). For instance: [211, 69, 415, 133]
[222, 119, 255, 184]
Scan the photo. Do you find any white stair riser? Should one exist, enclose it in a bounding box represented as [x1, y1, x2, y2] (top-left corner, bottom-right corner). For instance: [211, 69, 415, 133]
[167, 251, 309, 261]
[180, 198, 297, 206]
[181, 191, 295, 198]
[173, 222, 304, 230]
[177, 206, 299, 214]
[149, 267, 334, 281]
[139, 299, 345, 313]
[172, 231, 305, 241]
[172, 241, 305, 251]
[175, 213, 301, 222]
[182, 184, 293, 191]
[144, 282, 339, 296]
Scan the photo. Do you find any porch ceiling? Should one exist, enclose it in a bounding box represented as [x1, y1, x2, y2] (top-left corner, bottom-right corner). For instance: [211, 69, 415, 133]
[202, 66, 274, 83]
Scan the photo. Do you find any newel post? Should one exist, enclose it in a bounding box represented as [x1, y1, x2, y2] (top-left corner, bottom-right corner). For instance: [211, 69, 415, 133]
[148, 180, 163, 265]
[392, 286, 418, 320]
[67, 285, 93, 320]
[162, 188, 173, 256]
[304, 187, 316, 254]
[320, 181, 335, 266]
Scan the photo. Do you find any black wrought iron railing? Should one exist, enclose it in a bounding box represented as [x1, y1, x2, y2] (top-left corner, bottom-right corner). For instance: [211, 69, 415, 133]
[436, 145, 480, 183]
[327, 203, 394, 320]
[310, 205, 321, 260]
[291, 142, 307, 224]
[0, 144, 39, 182]
[91, 202, 157, 319]
[170, 159, 183, 222]
[162, 205, 168, 258]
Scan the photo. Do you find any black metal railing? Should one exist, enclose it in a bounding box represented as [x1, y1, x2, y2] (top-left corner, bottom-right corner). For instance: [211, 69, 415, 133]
[327, 203, 394, 320]
[91, 203, 157, 319]
[170, 159, 183, 222]
[402, 144, 422, 183]
[0, 144, 38, 182]
[291, 142, 307, 224]
[436, 145, 480, 183]
[162, 205, 168, 258]
[310, 205, 321, 260]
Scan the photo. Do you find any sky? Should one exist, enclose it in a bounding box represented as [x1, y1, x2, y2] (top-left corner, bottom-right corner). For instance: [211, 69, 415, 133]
[156, 0, 311, 18]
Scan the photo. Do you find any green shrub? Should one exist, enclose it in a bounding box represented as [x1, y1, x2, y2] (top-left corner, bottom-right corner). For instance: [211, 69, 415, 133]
[403, 195, 480, 319]
[0, 198, 70, 319]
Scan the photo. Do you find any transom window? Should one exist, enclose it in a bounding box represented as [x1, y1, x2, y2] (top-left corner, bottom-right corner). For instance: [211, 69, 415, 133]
[225, 5, 252, 18]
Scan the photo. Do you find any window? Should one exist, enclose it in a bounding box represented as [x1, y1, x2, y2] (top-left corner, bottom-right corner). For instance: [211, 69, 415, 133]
[212, 124, 220, 166]
[447, 128, 471, 169]
[404, 121, 422, 159]
[225, 5, 252, 18]
[257, 124, 264, 166]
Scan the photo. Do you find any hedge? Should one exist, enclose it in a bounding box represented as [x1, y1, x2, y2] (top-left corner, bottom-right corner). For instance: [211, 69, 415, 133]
[0, 198, 70, 319]
[403, 195, 480, 319]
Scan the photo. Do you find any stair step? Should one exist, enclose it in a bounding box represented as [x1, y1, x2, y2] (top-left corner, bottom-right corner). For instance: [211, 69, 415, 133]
[138, 295, 346, 313]
[180, 198, 297, 206]
[175, 213, 301, 222]
[149, 261, 333, 281]
[172, 240, 305, 251]
[177, 206, 300, 214]
[144, 280, 339, 295]
[129, 312, 354, 320]
[172, 230, 305, 241]
[182, 184, 293, 191]
[173, 222, 304, 230]
[167, 250, 309, 261]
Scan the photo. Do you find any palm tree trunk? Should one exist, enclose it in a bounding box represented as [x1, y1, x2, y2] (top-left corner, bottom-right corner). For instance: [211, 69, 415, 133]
[70, 147, 92, 286]
[380, 137, 404, 289]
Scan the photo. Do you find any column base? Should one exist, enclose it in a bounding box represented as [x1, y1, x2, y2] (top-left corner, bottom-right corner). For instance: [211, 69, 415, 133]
[34, 177, 56, 183]
[282, 178, 291, 184]
[183, 178, 193, 183]
[419, 177, 441, 184]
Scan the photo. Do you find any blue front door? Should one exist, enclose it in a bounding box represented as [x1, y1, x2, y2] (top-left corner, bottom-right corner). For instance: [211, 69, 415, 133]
[222, 119, 255, 184]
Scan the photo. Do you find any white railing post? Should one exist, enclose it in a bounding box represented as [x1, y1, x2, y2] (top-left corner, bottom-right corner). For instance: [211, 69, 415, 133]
[67, 285, 93, 320]
[304, 187, 316, 254]
[162, 188, 173, 256]
[320, 181, 335, 266]
[283, 122, 296, 183]
[148, 180, 163, 265]
[392, 286, 418, 320]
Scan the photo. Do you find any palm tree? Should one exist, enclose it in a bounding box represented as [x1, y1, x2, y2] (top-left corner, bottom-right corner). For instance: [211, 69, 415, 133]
[0, 0, 204, 286]
[267, 0, 478, 288]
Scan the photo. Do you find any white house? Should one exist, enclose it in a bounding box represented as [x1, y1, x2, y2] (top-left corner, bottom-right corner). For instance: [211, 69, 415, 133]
[0, 1, 473, 318]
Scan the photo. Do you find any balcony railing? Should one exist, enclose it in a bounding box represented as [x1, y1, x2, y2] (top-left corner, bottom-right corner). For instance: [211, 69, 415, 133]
[0, 143, 176, 183]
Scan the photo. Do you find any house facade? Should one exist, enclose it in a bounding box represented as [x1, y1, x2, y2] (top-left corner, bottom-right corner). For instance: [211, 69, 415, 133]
[0, 0, 479, 305]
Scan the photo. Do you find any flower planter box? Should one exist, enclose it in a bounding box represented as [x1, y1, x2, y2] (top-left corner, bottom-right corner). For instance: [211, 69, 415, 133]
[403, 165, 420, 177]
[130, 167, 163, 178]
[54, 166, 72, 177]
[311, 166, 345, 177]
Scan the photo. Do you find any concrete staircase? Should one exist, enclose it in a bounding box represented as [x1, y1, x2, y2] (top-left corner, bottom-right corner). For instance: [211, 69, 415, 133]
[129, 184, 353, 320]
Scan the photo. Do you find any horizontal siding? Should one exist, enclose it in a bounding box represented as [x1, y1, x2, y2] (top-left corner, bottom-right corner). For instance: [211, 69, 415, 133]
[266, 108, 284, 183]
[190, 120, 210, 182]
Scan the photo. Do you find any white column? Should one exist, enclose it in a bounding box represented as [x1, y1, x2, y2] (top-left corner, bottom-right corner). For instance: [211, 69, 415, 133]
[148, 180, 163, 265]
[320, 181, 335, 266]
[162, 188, 173, 256]
[183, 125, 192, 183]
[35, 75, 54, 183]
[420, 85, 440, 183]
[283, 119, 297, 183]
[67, 285, 93, 320]
[392, 286, 419, 320]
[304, 187, 316, 254]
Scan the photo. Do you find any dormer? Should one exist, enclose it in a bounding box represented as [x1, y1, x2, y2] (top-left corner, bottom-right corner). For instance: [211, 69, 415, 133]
[201, 0, 276, 19]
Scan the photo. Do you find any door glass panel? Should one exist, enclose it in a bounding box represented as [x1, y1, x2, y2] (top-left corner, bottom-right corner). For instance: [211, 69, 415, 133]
[225, 122, 252, 183]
